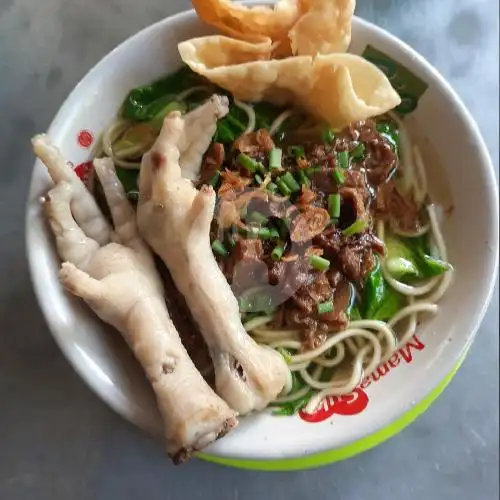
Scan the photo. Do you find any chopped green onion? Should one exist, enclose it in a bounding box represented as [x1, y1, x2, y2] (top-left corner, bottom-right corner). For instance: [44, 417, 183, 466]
[269, 147, 282, 169]
[254, 174, 264, 185]
[281, 172, 301, 193]
[237, 153, 265, 174]
[248, 211, 268, 225]
[211, 240, 228, 256]
[277, 219, 290, 239]
[350, 143, 365, 160]
[208, 171, 221, 187]
[288, 145, 305, 158]
[337, 151, 349, 169]
[246, 226, 260, 239]
[237, 153, 259, 173]
[305, 166, 322, 178]
[317, 301, 334, 315]
[309, 254, 330, 271]
[297, 169, 311, 188]
[258, 227, 272, 240]
[322, 127, 335, 144]
[226, 234, 237, 249]
[271, 242, 285, 261]
[328, 193, 341, 219]
[267, 182, 278, 193]
[276, 178, 292, 196]
[269, 228, 280, 240]
[333, 169, 345, 185]
[376, 123, 391, 134]
[343, 218, 368, 236]
[277, 347, 293, 364]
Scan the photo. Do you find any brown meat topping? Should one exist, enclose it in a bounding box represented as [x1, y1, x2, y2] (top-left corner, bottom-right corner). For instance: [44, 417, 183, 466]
[376, 180, 422, 233]
[234, 129, 275, 154]
[199, 142, 224, 184]
[290, 207, 330, 242]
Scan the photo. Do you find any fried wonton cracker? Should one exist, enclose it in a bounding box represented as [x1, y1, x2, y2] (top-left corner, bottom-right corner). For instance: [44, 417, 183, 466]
[192, 0, 301, 43]
[178, 38, 401, 128]
[289, 0, 356, 55]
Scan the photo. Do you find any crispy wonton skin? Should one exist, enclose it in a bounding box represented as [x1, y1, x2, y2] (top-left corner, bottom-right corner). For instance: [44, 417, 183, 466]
[178, 37, 401, 128]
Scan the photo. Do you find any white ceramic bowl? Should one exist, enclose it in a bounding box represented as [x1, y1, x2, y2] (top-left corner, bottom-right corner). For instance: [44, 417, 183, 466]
[26, 7, 499, 470]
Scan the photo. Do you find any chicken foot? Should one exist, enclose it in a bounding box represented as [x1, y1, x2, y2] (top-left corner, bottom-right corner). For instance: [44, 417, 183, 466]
[33, 137, 238, 463]
[136, 110, 288, 415]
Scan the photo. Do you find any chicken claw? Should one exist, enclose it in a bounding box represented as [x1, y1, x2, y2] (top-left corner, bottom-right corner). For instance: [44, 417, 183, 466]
[32, 134, 111, 245]
[33, 142, 238, 463]
[137, 108, 288, 415]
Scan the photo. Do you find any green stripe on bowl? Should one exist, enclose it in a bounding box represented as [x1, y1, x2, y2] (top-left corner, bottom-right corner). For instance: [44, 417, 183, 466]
[197, 352, 467, 471]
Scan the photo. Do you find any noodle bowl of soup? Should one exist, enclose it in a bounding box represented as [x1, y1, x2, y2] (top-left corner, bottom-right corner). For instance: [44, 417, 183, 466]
[26, 3, 498, 469]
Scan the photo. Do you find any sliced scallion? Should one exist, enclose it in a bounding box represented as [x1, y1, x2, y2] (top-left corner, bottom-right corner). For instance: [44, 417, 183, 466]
[350, 143, 365, 160]
[333, 169, 345, 185]
[281, 172, 301, 193]
[267, 182, 278, 193]
[309, 254, 330, 271]
[337, 150, 349, 169]
[342, 218, 368, 236]
[276, 178, 292, 196]
[328, 193, 341, 219]
[237, 153, 258, 172]
[248, 211, 268, 225]
[297, 169, 311, 187]
[271, 242, 285, 261]
[317, 301, 334, 315]
[305, 166, 322, 178]
[254, 174, 264, 185]
[226, 234, 237, 249]
[208, 171, 221, 187]
[269, 228, 280, 240]
[211, 240, 228, 257]
[258, 227, 272, 240]
[269, 147, 282, 170]
[288, 145, 305, 158]
[322, 127, 335, 144]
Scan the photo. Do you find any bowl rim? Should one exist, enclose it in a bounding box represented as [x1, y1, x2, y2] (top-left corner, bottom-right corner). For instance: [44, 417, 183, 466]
[26, 7, 499, 460]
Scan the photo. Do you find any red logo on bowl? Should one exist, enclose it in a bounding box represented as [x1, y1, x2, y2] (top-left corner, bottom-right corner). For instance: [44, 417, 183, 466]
[298, 335, 426, 423]
[74, 161, 94, 187]
[77, 129, 94, 149]
[299, 388, 369, 423]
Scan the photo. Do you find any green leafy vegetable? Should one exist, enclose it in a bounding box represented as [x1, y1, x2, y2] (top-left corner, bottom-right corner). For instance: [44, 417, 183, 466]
[272, 390, 314, 416]
[385, 234, 421, 279]
[115, 167, 139, 195]
[362, 259, 404, 321]
[122, 66, 203, 121]
[386, 234, 452, 280]
[349, 304, 362, 321]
